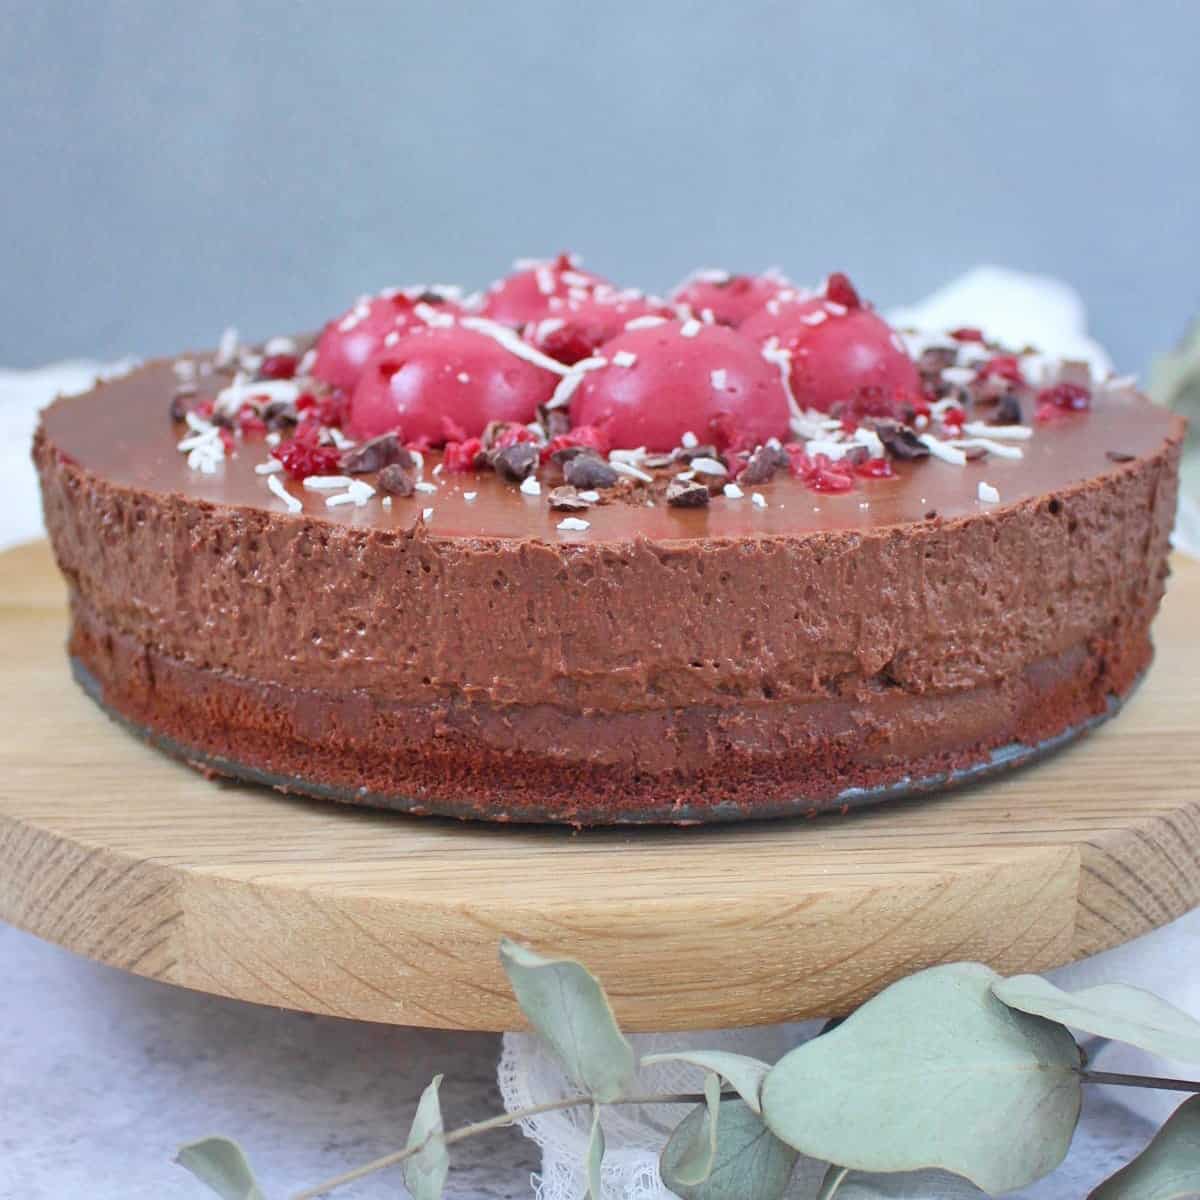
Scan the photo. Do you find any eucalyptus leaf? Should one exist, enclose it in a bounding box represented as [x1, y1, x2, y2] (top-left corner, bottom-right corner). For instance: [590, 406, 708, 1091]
[640, 1050, 771, 1113]
[816, 1165, 850, 1200]
[175, 1137, 265, 1200]
[499, 938, 636, 1101]
[586, 1104, 605, 1200]
[660, 1100, 798, 1200]
[663, 1073, 723, 1188]
[402, 1074, 449, 1200]
[994, 976, 1200, 1064]
[761, 962, 1082, 1194]
[1089, 1096, 1200, 1199]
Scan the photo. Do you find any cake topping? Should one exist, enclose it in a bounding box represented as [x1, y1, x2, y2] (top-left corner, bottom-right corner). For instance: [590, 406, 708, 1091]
[159, 261, 1129, 526]
[740, 273, 921, 419]
[312, 288, 462, 395]
[666, 478, 711, 507]
[481, 253, 609, 327]
[671, 269, 796, 327]
[348, 325, 558, 444]
[569, 321, 791, 452]
[525, 292, 673, 365]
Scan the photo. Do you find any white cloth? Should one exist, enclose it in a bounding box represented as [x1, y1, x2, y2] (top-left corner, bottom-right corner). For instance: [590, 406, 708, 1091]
[2, 269, 1197, 1199]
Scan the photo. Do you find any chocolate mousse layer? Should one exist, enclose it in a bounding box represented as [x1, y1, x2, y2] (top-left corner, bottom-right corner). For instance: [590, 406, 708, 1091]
[34, 358, 1184, 823]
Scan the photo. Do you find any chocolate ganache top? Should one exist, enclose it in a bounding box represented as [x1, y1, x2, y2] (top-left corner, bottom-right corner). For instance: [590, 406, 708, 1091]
[39, 262, 1184, 542]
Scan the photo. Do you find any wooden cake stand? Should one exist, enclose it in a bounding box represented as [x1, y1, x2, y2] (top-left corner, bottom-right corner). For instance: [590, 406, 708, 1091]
[2, 540, 1198, 1032]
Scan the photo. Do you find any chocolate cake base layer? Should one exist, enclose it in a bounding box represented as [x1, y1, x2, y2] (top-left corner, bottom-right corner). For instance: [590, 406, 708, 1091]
[67, 589, 1152, 824]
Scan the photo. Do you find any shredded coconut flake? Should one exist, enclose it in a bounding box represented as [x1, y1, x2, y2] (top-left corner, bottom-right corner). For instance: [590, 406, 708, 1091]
[680, 430, 699, 449]
[415, 480, 438, 494]
[680, 319, 702, 338]
[422, 507, 434, 521]
[689, 456, 727, 476]
[578, 490, 600, 502]
[752, 492, 768, 509]
[267, 473, 301, 513]
[961, 421, 1032, 441]
[520, 476, 542, 496]
[609, 459, 654, 483]
[951, 437, 1024, 460]
[464, 491, 478, 501]
[303, 475, 355, 491]
[459, 317, 571, 375]
[918, 433, 968, 466]
[612, 350, 638, 367]
[557, 517, 590, 532]
[254, 460, 283, 475]
[624, 315, 668, 331]
[978, 481, 1000, 504]
[215, 378, 299, 416]
[710, 368, 728, 390]
[215, 326, 239, 367]
[723, 482, 744, 499]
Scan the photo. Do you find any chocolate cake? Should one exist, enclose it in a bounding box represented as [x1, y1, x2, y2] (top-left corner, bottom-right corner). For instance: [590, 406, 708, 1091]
[33, 259, 1184, 824]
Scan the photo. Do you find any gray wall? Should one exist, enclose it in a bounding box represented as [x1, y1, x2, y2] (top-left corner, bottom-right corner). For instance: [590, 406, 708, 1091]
[3, 0, 1198, 373]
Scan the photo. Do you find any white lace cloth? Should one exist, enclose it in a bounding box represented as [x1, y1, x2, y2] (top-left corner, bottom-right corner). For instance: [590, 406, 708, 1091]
[3, 268, 1198, 1199]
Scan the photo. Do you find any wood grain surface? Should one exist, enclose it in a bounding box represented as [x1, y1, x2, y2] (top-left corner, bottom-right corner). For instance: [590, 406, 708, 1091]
[1, 540, 1198, 1032]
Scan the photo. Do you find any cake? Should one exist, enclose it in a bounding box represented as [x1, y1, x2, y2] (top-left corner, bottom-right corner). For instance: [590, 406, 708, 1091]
[33, 258, 1184, 824]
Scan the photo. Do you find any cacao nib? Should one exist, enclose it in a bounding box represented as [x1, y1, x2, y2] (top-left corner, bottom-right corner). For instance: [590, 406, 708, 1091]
[871, 419, 930, 460]
[377, 462, 417, 497]
[739, 443, 789, 485]
[340, 433, 409, 474]
[991, 392, 1024, 425]
[666, 478, 711, 508]
[261, 398, 299, 429]
[493, 441, 539, 481]
[1106, 450, 1136, 463]
[564, 454, 619, 489]
[537, 405, 571, 440]
[547, 486, 591, 512]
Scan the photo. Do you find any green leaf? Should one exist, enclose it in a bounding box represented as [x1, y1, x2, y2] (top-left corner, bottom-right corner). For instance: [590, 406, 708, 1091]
[403, 1075, 449, 1200]
[761, 962, 1082, 1194]
[994, 975, 1200, 1064]
[175, 1138, 265, 1200]
[660, 1100, 798, 1200]
[499, 938, 636, 1102]
[640, 1050, 771, 1113]
[586, 1104, 605, 1200]
[662, 1073, 723, 1188]
[816, 1165, 850, 1200]
[1090, 1095, 1200, 1198]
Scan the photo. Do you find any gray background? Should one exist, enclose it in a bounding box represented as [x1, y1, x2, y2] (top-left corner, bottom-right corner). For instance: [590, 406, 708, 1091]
[3, 0, 1197, 373]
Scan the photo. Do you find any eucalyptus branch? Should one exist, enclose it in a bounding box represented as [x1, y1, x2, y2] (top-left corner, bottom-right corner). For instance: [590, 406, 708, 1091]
[1081, 1069, 1200, 1094]
[290, 1090, 732, 1200]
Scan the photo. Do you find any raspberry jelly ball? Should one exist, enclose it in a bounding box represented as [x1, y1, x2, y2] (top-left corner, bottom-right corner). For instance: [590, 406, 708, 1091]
[312, 289, 461, 395]
[348, 325, 558, 444]
[480, 253, 609, 328]
[570, 322, 790, 452]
